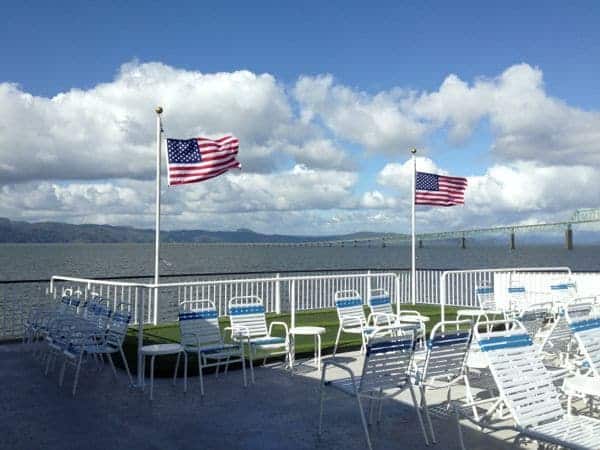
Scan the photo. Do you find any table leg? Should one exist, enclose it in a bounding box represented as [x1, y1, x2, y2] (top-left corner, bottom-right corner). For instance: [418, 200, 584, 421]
[316, 334, 322, 371]
[150, 355, 156, 401]
[183, 352, 188, 394]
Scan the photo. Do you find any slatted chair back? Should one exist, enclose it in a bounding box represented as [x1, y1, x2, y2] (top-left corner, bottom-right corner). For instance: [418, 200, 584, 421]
[228, 296, 269, 338]
[105, 304, 131, 348]
[359, 332, 415, 393]
[476, 321, 564, 428]
[507, 285, 527, 312]
[179, 300, 222, 348]
[550, 282, 574, 305]
[59, 291, 81, 315]
[86, 297, 112, 331]
[518, 305, 550, 340]
[421, 320, 472, 383]
[335, 290, 366, 327]
[368, 289, 394, 316]
[475, 284, 496, 311]
[566, 301, 600, 377]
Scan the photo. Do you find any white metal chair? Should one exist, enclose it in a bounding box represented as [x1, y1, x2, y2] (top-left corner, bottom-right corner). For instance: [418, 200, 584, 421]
[333, 290, 390, 356]
[227, 296, 289, 383]
[455, 319, 600, 450]
[319, 331, 429, 450]
[414, 320, 474, 444]
[367, 288, 428, 345]
[58, 304, 133, 396]
[456, 284, 505, 331]
[179, 299, 247, 395]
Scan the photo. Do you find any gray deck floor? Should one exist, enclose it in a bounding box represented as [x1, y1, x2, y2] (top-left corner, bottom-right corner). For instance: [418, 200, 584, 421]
[1, 343, 537, 450]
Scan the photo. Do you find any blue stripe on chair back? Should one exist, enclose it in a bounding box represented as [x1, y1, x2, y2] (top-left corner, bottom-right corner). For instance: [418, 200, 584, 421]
[570, 318, 600, 333]
[336, 298, 362, 308]
[479, 334, 533, 352]
[367, 337, 414, 356]
[179, 310, 218, 320]
[112, 312, 131, 323]
[551, 284, 569, 290]
[476, 287, 494, 294]
[508, 287, 526, 293]
[229, 305, 265, 316]
[61, 296, 71, 304]
[427, 331, 471, 349]
[369, 296, 391, 306]
[95, 305, 112, 317]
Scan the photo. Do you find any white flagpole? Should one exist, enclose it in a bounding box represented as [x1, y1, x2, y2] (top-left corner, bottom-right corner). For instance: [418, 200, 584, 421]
[153, 106, 163, 318]
[411, 148, 417, 305]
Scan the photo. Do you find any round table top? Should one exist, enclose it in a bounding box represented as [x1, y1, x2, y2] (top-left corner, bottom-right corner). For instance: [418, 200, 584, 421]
[457, 309, 504, 316]
[141, 343, 184, 355]
[400, 315, 431, 323]
[290, 326, 326, 335]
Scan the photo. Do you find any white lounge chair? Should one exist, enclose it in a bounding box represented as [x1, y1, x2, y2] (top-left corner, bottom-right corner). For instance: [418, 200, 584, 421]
[455, 319, 600, 450]
[227, 296, 289, 383]
[179, 299, 246, 395]
[319, 331, 429, 450]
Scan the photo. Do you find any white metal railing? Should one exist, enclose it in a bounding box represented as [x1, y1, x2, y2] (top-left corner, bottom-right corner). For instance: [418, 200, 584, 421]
[439, 267, 573, 324]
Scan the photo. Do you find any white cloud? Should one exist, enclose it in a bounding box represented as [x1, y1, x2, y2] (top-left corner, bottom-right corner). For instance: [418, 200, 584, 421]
[294, 75, 425, 153]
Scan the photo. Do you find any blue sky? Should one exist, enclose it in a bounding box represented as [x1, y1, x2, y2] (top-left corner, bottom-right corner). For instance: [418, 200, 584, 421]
[1, 1, 600, 234]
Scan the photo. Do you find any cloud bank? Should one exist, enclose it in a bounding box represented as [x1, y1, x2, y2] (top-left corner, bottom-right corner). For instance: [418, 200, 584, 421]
[1, 62, 598, 234]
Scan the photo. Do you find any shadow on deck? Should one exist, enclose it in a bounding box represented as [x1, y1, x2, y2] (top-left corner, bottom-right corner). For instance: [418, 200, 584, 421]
[1, 343, 524, 450]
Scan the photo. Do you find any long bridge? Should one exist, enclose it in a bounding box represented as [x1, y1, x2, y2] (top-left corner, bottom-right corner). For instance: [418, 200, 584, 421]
[201, 208, 600, 249]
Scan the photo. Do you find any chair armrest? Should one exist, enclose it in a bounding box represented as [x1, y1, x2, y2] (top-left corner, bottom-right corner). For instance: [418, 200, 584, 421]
[367, 312, 396, 327]
[340, 316, 365, 328]
[268, 321, 289, 338]
[320, 360, 359, 393]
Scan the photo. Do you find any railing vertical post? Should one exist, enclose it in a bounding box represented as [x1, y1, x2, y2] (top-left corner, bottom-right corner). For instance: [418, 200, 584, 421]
[440, 272, 446, 332]
[366, 270, 372, 304]
[136, 287, 146, 387]
[290, 279, 296, 330]
[275, 273, 281, 314]
[152, 286, 158, 325]
[395, 273, 401, 314]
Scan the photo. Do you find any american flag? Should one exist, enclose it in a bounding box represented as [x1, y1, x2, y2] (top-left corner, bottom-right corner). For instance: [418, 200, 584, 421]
[415, 171, 467, 206]
[166, 136, 241, 186]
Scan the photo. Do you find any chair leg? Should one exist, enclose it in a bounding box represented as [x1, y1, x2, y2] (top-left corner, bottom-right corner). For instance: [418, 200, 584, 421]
[198, 354, 205, 396]
[454, 404, 467, 450]
[463, 374, 479, 421]
[149, 355, 156, 401]
[59, 356, 68, 387]
[420, 385, 436, 444]
[72, 352, 84, 397]
[333, 327, 343, 357]
[249, 345, 255, 384]
[107, 353, 118, 379]
[241, 351, 247, 388]
[224, 355, 230, 376]
[408, 383, 430, 446]
[356, 395, 373, 450]
[173, 352, 181, 386]
[119, 347, 133, 385]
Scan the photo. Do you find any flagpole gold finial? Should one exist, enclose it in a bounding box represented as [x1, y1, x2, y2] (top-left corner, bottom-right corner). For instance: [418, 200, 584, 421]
[155, 106, 163, 114]
[411, 148, 417, 154]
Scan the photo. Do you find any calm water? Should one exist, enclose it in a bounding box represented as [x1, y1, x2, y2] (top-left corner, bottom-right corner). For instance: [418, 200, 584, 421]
[2, 242, 600, 281]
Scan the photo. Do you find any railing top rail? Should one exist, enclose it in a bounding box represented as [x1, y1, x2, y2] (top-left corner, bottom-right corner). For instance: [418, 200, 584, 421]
[440, 266, 572, 278]
[153, 272, 399, 289]
[49, 271, 399, 292]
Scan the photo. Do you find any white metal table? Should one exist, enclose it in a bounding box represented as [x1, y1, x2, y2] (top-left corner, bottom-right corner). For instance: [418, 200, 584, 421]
[289, 326, 326, 372]
[141, 343, 187, 400]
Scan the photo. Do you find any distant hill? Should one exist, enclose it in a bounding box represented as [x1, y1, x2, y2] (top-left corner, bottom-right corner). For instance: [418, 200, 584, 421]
[0, 217, 402, 244]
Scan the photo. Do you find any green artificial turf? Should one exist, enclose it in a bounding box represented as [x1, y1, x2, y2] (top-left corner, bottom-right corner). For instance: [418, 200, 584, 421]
[119, 304, 460, 377]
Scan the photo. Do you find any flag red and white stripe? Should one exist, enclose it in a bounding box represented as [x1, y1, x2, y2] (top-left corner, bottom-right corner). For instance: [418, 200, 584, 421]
[415, 171, 467, 206]
[167, 135, 241, 186]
